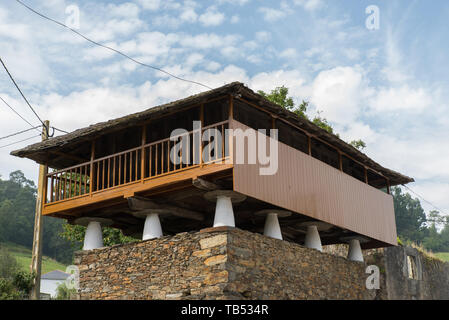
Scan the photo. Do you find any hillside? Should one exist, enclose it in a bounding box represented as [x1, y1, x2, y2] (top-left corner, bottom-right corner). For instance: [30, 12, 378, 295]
[435, 252, 449, 262]
[1, 242, 67, 275]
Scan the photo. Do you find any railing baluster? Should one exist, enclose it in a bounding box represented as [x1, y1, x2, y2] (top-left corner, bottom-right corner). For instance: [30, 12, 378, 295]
[156, 143, 160, 175]
[167, 140, 170, 173]
[113, 156, 116, 187]
[96, 161, 100, 192]
[118, 154, 122, 185]
[108, 158, 111, 188]
[222, 124, 225, 161]
[50, 174, 54, 203]
[84, 165, 87, 194]
[149, 146, 152, 178]
[135, 149, 138, 181]
[124, 152, 127, 183]
[63, 171, 67, 200]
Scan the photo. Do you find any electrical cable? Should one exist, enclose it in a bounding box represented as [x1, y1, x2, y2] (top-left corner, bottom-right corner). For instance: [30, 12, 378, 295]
[0, 126, 41, 141]
[0, 95, 40, 132]
[14, 0, 213, 90]
[0, 57, 47, 129]
[0, 134, 41, 149]
[402, 184, 449, 218]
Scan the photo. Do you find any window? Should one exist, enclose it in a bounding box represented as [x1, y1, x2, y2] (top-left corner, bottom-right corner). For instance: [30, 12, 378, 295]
[407, 255, 418, 280]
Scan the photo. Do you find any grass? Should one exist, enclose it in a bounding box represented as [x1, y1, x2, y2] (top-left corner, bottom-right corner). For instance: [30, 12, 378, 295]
[435, 252, 449, 262]
[1, 242, 67, 275]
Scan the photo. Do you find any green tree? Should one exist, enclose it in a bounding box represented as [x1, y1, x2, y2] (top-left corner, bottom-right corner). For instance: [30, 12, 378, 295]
[392, 187, 428, 244]
[0, 246, 34, 300]
[55, 282, 76, 300]
[0, 246, 19, 279]
[60, 223, 137, 250]
[0, 171, 75, 264]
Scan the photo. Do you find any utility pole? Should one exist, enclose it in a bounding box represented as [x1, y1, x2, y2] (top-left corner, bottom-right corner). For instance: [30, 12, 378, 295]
[30, 120, 49, 300]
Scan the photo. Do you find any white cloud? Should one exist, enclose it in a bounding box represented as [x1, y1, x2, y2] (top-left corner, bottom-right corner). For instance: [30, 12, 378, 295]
[199, 7, 225, 26]
[107, 2, 140, 18]
[293, 0, 324, 11]
[180, 33, 239, 50]
[180, 8, 198, 22]
[370, 86, 432, 112]
[258, 7, 288, 22]
[255, 31, 271, 42]
[279, 48, 297, 59]
[311, 66, 367, 125]
[230, 15, 240, 24]
[137, 0, 161, 11]
[218, 0, 250, 5]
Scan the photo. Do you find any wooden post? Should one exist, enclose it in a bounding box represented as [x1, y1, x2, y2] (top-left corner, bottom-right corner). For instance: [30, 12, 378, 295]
[141, 125, 146, 180]
[30, 120, 50, 300]
[90, 141, 95, 195]
[338, 152, 343, 171]
[200, 103, 204, 167]
[308, 135, 312, 156]
[228, 96, 233, 164]
[364, 167, 369, 184]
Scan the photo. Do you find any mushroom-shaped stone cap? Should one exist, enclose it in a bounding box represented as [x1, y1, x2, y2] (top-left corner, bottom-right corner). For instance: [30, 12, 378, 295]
[298, 221, 334, 231]
[255, 209, 292, 218]
[203, 190, 246, 203]
[74, 217, 113, 227]
[130, 209, 171, 219]
[340, 235, 370, 244]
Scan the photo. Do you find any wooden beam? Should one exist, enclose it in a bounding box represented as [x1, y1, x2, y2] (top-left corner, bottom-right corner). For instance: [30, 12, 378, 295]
[192, 177, 219, 191]
[128, 196, 205, 221]
[50, 151, 89, 164]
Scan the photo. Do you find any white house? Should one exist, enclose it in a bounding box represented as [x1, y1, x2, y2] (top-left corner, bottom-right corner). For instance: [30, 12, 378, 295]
[40, 270, 70, 298]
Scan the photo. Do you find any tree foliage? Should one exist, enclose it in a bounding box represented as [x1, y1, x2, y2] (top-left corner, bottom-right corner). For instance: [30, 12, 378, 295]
[0, 245, 34, 300]
[55, 281, 76, 300]
[0, 171, 75, 264]
[60, 224, 137, 250]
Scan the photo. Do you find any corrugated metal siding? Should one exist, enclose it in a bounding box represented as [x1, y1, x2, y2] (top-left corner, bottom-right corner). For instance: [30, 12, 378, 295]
[231, 120, 397, 245]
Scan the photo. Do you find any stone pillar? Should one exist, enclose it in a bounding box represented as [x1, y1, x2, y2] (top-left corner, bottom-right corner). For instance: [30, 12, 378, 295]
[304, 225, 322, 251]
[84, 221, 103, 250]
[132, 209, 170, 240]
[204, 190, 246, 228]
[347, 239, 364, 262]
[300, 222, 333, 252]
[74, 217, 113, 251]
[255, 209, 291, 240]
[143, 213, 163, 240]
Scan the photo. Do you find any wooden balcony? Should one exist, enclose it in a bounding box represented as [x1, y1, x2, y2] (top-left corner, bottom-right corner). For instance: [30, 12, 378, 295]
[43, 121, 232, 217]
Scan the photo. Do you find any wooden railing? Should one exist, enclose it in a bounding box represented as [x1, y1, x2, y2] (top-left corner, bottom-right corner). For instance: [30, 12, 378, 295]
[45, 121, 230, 204]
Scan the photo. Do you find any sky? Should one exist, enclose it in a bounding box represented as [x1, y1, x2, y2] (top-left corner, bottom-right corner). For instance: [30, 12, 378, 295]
[0, 0, 448, 218]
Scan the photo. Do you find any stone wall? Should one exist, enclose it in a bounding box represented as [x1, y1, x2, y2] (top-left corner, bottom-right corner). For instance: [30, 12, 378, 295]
[74, 227, 375, 300]
[380, 246, 449, 300]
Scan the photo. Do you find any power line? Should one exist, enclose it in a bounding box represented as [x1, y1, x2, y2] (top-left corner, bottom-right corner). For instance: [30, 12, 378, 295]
[0, 134, 41, 149]
[14, 0, 213, 90]
[0, 95, 40, 131]
[52, 126, 69, 134]
[402, 184, 449, 217]
[0, 57, 47, 130]
[0, 126, 41, 141]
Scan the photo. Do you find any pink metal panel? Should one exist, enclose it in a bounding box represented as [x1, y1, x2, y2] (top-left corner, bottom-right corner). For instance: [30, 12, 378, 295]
[231, 120, 397, 246]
